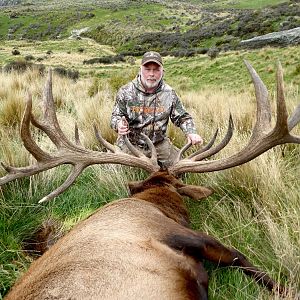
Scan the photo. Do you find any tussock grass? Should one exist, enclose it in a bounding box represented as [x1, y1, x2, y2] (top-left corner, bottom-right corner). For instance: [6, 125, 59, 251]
[0, 61, 299, 299]
[73, 86, 116, 146]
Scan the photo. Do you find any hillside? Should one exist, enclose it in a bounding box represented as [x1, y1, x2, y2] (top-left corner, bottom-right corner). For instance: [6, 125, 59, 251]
[0, 0, 299, 57]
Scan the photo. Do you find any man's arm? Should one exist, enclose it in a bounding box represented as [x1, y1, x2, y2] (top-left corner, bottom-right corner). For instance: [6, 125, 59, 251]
[111, 89, 130, 135]
[170, 91, 203, 145]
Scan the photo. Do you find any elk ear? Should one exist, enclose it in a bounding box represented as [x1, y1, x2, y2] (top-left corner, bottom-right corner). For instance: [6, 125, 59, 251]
[177, 185, 213, 200]
[128, 181, 144, 195]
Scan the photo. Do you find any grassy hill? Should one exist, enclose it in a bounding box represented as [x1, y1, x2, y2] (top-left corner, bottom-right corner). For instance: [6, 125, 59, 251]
[1, 38, 299, 93]
[0, 0, 299, 55]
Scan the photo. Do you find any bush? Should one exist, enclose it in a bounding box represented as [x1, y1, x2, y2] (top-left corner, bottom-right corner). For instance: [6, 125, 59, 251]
[293, 64, 300, 76]
[24, 55, 35, 61]
[3, 60, 45, 74]
[83, 55, 125, 65]
[108, 69, 137, 93]
[12, 49, 20, 55]
[53, 67, 79, 81]
[207, 47, 219, 60]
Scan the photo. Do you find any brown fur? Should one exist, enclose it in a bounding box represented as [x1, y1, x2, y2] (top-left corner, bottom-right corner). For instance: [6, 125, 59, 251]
[22, 219, 64, 257]
[5, 171, 286, 299]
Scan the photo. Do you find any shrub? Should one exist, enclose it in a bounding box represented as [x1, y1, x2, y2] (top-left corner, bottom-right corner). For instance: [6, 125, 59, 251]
[83, 55, 125, 65]
[53, 67, 79, 81]
[3, 60, 45, 74]
[207, 47, 219, 60]
[12, 49, 20, 55]
[108, 69, 137, 93]
[24, 55, 35, 61]
[293, 64, 300, 76]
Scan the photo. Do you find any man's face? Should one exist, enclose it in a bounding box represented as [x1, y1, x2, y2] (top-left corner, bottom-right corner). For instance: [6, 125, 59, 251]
[140, 62, 163, 90]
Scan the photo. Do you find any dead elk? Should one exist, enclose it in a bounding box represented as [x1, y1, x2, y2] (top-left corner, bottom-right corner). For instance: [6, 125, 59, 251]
[1, 61, 300, 299]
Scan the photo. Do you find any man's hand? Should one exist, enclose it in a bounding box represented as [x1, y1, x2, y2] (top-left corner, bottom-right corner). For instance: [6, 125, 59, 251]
[117, 116, 130, 136]
[187, 133, 203, 145]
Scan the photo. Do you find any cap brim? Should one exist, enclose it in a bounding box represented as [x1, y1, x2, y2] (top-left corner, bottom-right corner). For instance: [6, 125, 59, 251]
[142, 59, 163, 67]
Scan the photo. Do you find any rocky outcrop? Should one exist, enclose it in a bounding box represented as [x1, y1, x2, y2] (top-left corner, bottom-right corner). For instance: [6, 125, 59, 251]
[240, 27, 300, 48]
[69, 27, 90, 39]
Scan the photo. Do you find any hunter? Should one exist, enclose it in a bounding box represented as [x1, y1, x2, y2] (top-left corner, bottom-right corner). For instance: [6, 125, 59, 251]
[111, 51, 203, 166]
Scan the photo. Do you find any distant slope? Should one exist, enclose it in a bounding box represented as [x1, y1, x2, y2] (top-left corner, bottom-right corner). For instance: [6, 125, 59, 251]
[0, 0, 299, 56]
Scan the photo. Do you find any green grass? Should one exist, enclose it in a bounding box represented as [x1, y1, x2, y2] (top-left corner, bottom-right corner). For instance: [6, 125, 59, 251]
[163, 46, 300, 91]
[228, 0, 288, 9]
[190, 0, 288, 9]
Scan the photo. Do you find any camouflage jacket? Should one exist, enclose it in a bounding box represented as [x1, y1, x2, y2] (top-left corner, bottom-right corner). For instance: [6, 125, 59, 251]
[111, 76, 197, 146]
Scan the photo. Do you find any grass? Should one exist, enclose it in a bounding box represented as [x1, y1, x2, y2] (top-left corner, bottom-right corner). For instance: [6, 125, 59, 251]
[163, 46, 300, 91]
[1, 40, 299, 93]
[189, 0, 288, 9]
[0, 39, 115, 73]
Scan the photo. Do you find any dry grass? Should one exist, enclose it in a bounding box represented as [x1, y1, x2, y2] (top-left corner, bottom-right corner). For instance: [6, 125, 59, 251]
[1, 39, 115, 72]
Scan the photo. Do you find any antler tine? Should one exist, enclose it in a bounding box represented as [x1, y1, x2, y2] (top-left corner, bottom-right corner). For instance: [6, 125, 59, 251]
[124, 136, 145, 158]
[274, 61, 300, 143]
[173, 142, 192, 164]
[43, 68, 56, 120]
[123, 133, 159, 168]
[93, 123, 117, 153]
[187, 128, 219, 160]
[21, 93, 52, 162]
[31, 69, 84, 152]
[74, 123, 82, 146]
[190, 114, 234, 162]
[173, 128, 220, 164]
[169, 61, 300, 176]
[288, 103, 300, 132]
[140, 133, 158, 165]
[38, 163, 85, 203]
[275, 61, 289, 134]
[244, 59, 272, 140]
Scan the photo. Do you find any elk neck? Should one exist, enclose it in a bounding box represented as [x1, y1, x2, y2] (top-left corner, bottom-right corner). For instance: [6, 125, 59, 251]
[131, 185, 190, 227]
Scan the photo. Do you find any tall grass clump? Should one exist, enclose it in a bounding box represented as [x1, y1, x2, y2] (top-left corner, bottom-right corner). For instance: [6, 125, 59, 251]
[0, 64, 299, 299]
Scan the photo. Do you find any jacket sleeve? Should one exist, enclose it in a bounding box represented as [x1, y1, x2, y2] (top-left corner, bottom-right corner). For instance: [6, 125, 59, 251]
[170, 90, 197, 135]
[110, 88, 128, 132]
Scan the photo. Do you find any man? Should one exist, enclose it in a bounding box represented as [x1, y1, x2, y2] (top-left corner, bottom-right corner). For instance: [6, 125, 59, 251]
[111, 51, 203, 167]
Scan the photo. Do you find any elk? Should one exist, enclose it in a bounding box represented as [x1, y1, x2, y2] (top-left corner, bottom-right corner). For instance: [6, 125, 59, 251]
[1, 61, 300, 300]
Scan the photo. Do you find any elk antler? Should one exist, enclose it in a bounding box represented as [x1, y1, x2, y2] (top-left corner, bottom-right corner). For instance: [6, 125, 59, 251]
[0, 70, 160, 203]
[169, 60, 300, 176]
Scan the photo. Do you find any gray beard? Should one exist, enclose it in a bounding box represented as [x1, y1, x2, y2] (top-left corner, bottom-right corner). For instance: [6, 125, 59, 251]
[141, 75, 162, 90]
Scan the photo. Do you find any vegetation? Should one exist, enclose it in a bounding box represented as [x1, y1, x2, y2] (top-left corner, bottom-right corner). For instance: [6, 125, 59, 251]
[0, 1, 299, 56]
[0, 0, 300, 298]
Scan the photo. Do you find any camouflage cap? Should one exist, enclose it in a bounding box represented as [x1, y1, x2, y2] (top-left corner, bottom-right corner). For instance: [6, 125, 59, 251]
[141, 51, 163, 67]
